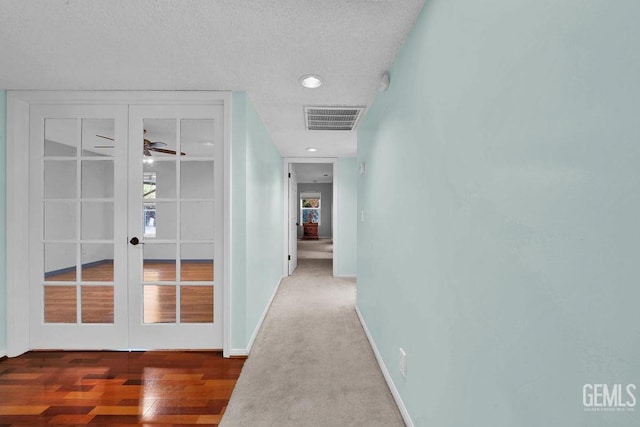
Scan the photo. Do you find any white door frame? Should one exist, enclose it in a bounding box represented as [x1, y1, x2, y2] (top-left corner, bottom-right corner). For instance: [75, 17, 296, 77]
[282, 158, 338, 277]
[287, 163, 298, 275]
[6, 91, 232, 357]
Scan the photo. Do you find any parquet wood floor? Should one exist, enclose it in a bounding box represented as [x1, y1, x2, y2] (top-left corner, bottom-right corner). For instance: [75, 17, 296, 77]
[0, 351, 244, 426]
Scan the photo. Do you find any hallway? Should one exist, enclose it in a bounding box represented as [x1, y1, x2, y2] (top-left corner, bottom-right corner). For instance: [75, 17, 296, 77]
[297, 238, 333, 260]
[220, 258, 403, 426]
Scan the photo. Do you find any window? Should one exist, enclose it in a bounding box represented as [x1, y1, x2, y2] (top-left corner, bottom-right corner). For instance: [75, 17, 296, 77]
[143, 172, 156, 238]
[301, 193, 321, 224]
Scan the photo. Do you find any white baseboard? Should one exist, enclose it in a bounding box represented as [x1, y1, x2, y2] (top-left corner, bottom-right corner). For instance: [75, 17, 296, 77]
[335, 273, 356, 278]
[236, 275, 285, 356]
[0, 349, 6, 358]
[229, 348, 249, 357]
[355, 306, 414, 427]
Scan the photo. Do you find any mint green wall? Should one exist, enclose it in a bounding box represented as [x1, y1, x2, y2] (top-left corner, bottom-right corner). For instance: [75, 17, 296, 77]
[0, 90, 6, 355]
[231, 92, 249, 349]
[357, 1, 640, 426]
[336, 158, 357, 276]
[231, 92, 284, 350]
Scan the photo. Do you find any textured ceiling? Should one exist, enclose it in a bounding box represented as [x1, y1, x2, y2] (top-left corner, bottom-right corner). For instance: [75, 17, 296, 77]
[292, 163, 333, 184]
[0, 0, 425, 157]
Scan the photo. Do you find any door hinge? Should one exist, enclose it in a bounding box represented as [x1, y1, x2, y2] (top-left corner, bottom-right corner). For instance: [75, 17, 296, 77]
[288, 255, 291, 261]
[288, 172, 291, 178]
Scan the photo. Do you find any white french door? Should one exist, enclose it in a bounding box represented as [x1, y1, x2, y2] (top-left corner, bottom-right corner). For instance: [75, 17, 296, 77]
[28, 102, 224, 350]
[127, 105, 223, 348]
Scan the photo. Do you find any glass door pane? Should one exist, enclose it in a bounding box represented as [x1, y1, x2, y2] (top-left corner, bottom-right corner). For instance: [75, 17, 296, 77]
[139, 119, 178, 325]
[30, 104, 128, 350]
[78, 119, 115, 324]
[128, 106, 223, 349]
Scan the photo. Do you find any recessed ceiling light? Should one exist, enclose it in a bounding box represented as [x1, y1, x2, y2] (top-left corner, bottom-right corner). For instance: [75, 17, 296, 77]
[306, 147, 318, 152]
[299, 74, 324, 89]
[201, 141, 215, 146]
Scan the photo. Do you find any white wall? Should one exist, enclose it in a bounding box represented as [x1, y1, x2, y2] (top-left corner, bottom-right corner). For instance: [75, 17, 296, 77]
[44, 144, 114, 273]
[142, 160, 214, 260]
[43, 141, 215, 272]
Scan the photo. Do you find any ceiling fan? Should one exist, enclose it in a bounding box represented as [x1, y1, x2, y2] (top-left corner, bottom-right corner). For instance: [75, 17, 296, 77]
[95, 130, 186, 157]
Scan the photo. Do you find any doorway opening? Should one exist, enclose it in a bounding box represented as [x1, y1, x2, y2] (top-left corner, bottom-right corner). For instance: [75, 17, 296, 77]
[296, 167, 333, 265]
[284, 158, 337, 277]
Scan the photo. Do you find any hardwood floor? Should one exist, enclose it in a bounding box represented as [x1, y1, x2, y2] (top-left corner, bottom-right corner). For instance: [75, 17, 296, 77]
[45, 260, 214, 282]
[0, 351, 244, 426]
[42, 261, 215, 325]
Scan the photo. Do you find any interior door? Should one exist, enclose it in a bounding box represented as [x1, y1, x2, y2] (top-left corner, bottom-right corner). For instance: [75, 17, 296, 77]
[29, 104, 129, 349]
[288, 164, 298, 274]
[28, 102, 224, 350]
[127, 105, 224, 349]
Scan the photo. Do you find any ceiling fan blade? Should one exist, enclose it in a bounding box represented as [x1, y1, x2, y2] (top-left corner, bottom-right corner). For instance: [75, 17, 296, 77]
[149, 147, 186, 156]
[147, 141, 168, 148]
[96, 134, 115, 141]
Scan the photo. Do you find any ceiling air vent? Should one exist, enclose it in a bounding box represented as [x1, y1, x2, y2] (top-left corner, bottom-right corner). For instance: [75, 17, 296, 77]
[304, 106, 365, 131]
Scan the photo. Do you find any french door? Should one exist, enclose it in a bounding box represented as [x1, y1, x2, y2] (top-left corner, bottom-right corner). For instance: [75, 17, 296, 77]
[28, 102, 223, 350]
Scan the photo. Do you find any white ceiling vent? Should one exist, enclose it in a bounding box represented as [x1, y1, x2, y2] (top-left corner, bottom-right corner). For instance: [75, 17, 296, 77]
[304, 106, 365, 131]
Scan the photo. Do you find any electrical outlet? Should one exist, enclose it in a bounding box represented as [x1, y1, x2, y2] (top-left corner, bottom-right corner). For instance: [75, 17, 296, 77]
[399, 348, 407, 379]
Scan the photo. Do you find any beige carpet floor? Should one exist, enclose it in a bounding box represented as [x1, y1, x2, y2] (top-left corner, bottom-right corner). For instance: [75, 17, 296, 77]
[297, 238, 333, 259]
[220, 258, 404, 426]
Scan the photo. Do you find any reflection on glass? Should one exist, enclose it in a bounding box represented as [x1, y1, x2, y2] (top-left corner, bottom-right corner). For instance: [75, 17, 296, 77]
[181, 202, 214, 240]
[81, 244, 114, 282]
[44, 243, 76, 282]
[181, 243, 214, 281]
[181, 161, 214, 199]
[81, 202, 114, 240]
[82, 119, 115, 157]
[82, 160, 114, 198]
[144, 285, 176, 323]
[44, 201, 76, 240]
[143, 244, 176, 282]
[181, 119, 215, 158]
[45, 119, 77, 157]
[44, 161, 76, 199]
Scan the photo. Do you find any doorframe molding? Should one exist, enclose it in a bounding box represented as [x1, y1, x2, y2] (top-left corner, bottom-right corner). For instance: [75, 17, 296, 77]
[6, 91, 232, 357]
[282, 157, 338, 277]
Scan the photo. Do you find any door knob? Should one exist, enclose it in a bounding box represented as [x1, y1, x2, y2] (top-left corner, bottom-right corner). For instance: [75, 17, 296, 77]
[129, 237, 141, 245]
